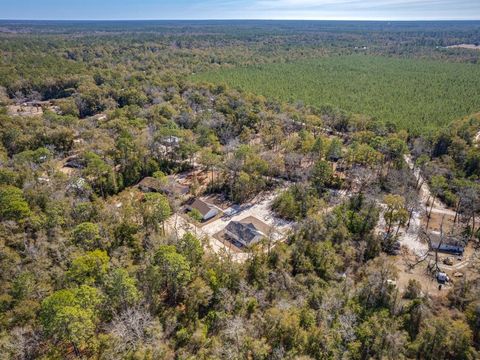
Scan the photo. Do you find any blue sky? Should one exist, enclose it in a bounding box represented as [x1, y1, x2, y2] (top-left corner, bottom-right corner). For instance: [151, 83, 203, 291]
[1, 0, 479, 20]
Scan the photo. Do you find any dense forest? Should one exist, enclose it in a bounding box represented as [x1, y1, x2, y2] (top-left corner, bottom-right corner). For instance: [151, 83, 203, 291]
[192, 55, 480, 134]
[0, 20, 479, 359]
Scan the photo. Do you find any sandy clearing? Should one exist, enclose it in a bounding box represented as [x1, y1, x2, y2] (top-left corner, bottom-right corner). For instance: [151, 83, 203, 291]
[166, 190, 294, 262]
[165, 213, 250, 262]
[475, 130, 480, 147]
[446, 44, 480, 50]
[395, 256, 453, 298]
[404, 154, 449, 211]
[202, 191, 293, 241]
[377, 205, 428, 257]
[399, 211, 429, 256]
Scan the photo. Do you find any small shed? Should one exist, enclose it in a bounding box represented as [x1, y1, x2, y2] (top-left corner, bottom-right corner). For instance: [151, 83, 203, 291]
[187, 199, 218, 221]
[437, 272, 449, 284]
[162, 136, 180, 146]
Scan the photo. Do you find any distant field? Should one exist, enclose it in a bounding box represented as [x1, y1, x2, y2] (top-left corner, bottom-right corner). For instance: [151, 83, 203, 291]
[192, 55, 480, 133]
[446, 44, 480, 50]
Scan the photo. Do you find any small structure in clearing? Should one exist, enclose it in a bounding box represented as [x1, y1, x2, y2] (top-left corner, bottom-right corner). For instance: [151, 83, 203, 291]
[432, 242, 465, 256]
[437, 272, 449, 284]
[161, 136, 180, 146]
[187, 198, 219, 221]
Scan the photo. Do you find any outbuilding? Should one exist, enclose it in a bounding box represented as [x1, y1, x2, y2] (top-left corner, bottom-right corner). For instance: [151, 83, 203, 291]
[437, 272, 449, 284]
[433, 243, 464, 256]
[187, 198, 219, 221]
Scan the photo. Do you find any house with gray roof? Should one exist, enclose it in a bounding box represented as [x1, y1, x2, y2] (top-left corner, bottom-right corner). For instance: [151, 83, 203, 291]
[225, 220, 265, 247]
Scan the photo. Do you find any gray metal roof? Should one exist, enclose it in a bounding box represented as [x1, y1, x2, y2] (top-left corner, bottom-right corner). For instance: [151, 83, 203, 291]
[225, 221, 264, 244]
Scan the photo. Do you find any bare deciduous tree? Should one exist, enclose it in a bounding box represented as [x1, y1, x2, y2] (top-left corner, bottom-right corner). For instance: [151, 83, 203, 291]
[108, 306, 158, 354]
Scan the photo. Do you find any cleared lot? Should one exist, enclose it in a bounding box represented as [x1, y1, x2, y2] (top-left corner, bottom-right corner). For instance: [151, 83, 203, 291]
[167, 190, 294, 262]
[201, 191, 292, 240]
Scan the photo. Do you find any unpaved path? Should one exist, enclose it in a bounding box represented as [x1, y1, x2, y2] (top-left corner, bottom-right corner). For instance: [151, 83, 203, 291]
[403, 154, 450, 212]
[399, 210, 429, 256]
[392, 155, 457, 255]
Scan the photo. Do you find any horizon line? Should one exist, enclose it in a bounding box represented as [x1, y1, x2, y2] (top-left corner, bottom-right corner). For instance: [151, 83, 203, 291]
[1, 18, 480, 22]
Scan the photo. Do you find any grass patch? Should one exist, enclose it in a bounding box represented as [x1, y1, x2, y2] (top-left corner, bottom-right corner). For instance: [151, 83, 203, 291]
[192, 55, 480, 133]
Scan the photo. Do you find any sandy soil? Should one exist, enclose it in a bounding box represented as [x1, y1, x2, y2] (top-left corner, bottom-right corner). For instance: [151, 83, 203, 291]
[165, 212, 250, 262]
[423, 211, 457, 234]
[404, 155, 451, 213]
[166, 190, 294, 262]
[446, 44, 480, 50]
[395, 254, 453, 298]
[475, 130, 480, 147]
[395, 243, 479, 299]
[201, 191, 292, 241]
[398, 155, 458, 255]
[176, 169, 222, 194]
[376, 202, 428, 257]
[399, 211, 429, 256]
[7, 104, 43, 117]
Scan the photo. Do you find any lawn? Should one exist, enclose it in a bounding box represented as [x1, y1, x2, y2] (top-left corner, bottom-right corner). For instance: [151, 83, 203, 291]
[191, 55, 480, 133]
